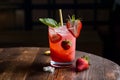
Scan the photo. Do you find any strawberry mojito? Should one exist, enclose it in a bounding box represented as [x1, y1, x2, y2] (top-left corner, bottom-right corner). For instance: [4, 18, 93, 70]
[39, 10, 82, 67]
[49, 25, 76, 66]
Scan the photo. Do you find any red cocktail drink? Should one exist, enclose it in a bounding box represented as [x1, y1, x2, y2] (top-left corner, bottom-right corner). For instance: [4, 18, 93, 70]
[49, 25, 76, 67]
[39, 14, 82, 67]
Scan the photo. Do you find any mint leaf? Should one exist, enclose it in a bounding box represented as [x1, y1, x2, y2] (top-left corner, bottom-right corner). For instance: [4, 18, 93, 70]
[39, 18, 59, 28]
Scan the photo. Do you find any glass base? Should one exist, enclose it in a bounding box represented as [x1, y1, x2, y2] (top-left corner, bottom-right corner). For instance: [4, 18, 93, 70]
[50, 60, 73, 67]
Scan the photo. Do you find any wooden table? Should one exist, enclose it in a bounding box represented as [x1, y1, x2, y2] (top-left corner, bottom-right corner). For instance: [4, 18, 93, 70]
[0, 47, 120, 80]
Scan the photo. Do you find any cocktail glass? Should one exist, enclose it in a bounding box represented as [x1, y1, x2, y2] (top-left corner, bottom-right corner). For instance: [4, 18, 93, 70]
[48, 25, 76, 67]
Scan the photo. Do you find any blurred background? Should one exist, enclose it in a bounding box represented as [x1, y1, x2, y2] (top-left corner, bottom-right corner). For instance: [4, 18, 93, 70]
[0, 0, 119, 65]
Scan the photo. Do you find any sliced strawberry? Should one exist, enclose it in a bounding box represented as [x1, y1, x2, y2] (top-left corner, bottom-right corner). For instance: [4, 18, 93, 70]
[66, 15, 82, 38]
[49, 28, 62, 43]
[49, 33, 62, 43]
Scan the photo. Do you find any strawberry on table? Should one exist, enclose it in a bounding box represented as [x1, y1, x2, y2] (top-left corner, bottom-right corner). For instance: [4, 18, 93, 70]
[76, 56, 90, 72]
[66, 15, 82, 38]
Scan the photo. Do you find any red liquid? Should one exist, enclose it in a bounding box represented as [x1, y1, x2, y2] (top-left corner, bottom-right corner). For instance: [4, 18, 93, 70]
[49, 26, 76, 63]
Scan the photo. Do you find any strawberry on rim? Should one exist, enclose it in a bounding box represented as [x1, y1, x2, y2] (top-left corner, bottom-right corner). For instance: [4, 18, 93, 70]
[66, 15, 82, 38]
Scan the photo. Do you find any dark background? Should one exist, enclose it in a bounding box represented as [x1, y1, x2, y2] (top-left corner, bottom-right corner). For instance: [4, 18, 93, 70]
[0, 0, 119, 65]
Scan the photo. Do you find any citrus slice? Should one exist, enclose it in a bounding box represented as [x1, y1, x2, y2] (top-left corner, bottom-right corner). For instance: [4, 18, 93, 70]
[44, 50, 50, 55]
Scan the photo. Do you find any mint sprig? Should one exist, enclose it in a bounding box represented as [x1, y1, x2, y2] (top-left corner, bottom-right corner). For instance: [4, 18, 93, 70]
[39, 18, 60, 28]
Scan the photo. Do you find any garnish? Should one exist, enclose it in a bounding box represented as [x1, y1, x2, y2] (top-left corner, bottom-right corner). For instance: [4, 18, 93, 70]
[49, 28, 62, 43]
[66, 15, 82, 38]
[39, 9, 63, 28]
[39, 18, 60, 28]
[61, 40, 72, 50]
[49, 33, 62, 43]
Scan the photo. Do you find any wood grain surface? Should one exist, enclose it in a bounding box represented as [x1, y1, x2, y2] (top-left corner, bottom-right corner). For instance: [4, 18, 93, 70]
[0, 47, 120, 80]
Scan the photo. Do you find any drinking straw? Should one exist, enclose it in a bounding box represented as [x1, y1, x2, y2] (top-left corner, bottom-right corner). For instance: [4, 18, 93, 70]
[59, 9, 63, 26]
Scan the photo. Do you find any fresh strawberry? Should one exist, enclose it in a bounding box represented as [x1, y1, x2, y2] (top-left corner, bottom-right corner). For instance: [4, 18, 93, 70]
[61, 40, 72, 50]
[66, 15, 82, 38]
[76, 56, 89, 72]
[49, 34, 62, 43]
[49, 28, 62, 43]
